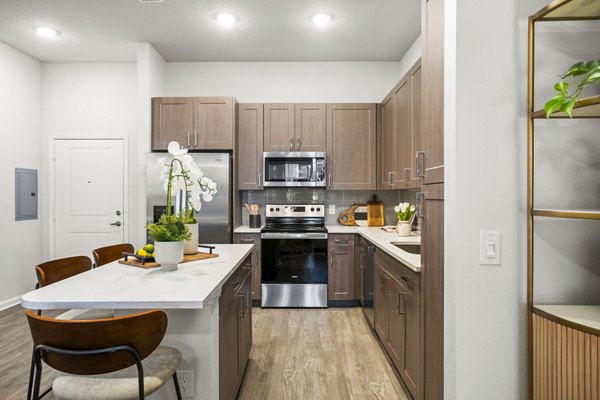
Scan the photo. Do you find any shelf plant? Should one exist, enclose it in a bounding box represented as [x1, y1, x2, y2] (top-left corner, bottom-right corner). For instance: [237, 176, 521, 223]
[545, 60, 600, 118]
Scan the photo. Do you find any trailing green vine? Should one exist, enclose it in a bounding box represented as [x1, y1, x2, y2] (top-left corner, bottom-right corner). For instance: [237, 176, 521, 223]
[545, 60, 600, 118]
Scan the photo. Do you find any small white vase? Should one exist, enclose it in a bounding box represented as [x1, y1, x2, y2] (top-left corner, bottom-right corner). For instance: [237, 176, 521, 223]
[154, 241, 184, 271]
[184, 223, 199, 255]
[397, 221, 412, 237]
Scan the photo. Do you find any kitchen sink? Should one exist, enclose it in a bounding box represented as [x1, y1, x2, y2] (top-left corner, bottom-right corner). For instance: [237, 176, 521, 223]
[392, 243, 421, 255]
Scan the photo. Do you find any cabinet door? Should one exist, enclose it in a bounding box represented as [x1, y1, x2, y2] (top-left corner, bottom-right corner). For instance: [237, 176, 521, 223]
[422, 0, 444, 185]
[421, 183, 444, 400]
[374, 262, 389, 343]
[193, 97, 234, 150]
[233, 234, 261, 300]
[152, 97, 193, 151]
[264, 104, 295, 152]
[327, 104, 377, 190]
[237, 104, 264, 190]
[402, 283, 421, 399]
[237, 272, 252, 376]
[294, 104, 327, 152]
[386, 277, 406, 373]
[393, 75, 412, 189]
[410, 60, 423, 189]
[380, 93, 396, 188]
[219, 288, 240, 400]
[328, 245, 355, 301]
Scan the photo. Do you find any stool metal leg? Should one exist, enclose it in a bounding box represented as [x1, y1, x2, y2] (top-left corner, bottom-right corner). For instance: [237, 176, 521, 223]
[173, 372, 183, 400]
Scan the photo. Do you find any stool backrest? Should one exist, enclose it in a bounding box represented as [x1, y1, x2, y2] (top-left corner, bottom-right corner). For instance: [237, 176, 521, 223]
[26, 310, 167, 375]
[93, 243, 134, 267]
[35, 256, 92, 287]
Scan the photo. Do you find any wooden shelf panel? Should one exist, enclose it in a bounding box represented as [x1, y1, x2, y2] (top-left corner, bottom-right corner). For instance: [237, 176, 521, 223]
[533, 305, 600, 336]
[532, 209, 600, 220]
[532, 95, 600, 119]
[533, 0, 600, 21]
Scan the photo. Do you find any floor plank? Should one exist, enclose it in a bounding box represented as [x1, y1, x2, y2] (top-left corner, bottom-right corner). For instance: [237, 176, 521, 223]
[238, 307, 408, 400]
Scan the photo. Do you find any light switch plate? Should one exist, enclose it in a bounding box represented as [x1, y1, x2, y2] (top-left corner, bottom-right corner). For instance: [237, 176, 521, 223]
[479, 231, 501, 266]
[328, 205, 336, 215]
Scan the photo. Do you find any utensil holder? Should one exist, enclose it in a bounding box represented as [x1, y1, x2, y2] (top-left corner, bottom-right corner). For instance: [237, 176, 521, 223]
[249, 214, 261, 229]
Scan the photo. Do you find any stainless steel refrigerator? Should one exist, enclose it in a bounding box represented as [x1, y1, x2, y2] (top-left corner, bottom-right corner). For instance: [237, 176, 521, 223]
[146, 152, 232, 244]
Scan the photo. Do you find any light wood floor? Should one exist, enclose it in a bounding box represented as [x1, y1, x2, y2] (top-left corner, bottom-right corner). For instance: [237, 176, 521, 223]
[238, 307, 408, 400]
[0, 306, 407, 400]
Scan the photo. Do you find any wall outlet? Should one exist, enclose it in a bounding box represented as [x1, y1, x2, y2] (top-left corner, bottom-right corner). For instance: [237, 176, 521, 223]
[329, 204, 336, 215]
[177, 370, 194, 397]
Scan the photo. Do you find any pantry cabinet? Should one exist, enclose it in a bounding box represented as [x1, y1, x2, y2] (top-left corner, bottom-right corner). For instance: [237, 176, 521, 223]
[152, 97, 235, 151]
[327, 234, 356, 301]
[326, 104, 377, 190]
[237, 104, 264, 190]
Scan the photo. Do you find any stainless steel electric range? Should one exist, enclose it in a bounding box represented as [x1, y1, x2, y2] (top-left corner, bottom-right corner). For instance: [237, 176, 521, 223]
[261, 204, 328, 308]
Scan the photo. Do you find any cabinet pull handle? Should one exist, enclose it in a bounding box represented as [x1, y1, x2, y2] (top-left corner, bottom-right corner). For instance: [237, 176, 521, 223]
[297, 137, 301, 150]
[328, 174, 331, 189]
[388, 171, 393, 185]
[405, 168, 410, 183]
[243, 261, 252, 270]
[397, 292, 406, 314]
[401, 276, 410, 282]
[194, 132, 198, 148]
[418, 192, 426, 220]
[187, 133, 191, 147]
[382, 276, 389, 295]
[237, 292, 247, 318]
[258, 173, 262, 189]
[289, 137, 293, 151]
[416, 151, 425, 180]
[240, 238, 254, 243]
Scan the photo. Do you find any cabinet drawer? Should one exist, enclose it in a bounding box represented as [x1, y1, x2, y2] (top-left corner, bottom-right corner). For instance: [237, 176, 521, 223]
[329, 233, 355, 248]
[233, 233, 261, 248]
[375, 249, 420, 297]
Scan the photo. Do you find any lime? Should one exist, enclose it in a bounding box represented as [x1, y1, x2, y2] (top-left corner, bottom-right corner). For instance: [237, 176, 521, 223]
[143, 244, 155, 253]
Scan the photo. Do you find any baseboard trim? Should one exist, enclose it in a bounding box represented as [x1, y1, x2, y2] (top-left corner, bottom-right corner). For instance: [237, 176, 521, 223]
[0, 295, 22, 312]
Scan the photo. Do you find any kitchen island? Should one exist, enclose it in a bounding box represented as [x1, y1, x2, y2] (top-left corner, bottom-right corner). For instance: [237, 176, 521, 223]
[21, 244, 254, 400]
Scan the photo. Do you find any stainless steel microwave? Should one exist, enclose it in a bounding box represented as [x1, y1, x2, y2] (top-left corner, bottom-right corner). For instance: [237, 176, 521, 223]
[263, 152, 327, 187]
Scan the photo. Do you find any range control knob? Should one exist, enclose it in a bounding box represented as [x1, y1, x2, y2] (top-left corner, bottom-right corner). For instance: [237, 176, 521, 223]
[316, 207, 321, 212]
[311, 207, 315, 212]
[276, 207, 280, 212]
[269, 207, 274, 212]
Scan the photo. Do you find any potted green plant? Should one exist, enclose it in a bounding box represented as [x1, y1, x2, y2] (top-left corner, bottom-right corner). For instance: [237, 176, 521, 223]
[545, 60, 600, 118]
[394, 202, 416, 237]
[147, 142, 218, 269]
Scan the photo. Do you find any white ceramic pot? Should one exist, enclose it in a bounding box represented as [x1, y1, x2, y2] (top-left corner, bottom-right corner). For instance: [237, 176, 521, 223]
[154, 241, 184, 271]
[184, 223, 199, 255]
[397, 221, 412, 237]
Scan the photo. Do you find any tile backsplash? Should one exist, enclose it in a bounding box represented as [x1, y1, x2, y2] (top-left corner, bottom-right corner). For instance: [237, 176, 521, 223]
[240, 189, 419, 227]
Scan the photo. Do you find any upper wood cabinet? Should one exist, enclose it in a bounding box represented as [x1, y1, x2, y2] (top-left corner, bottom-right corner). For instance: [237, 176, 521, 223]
[263, 104, 295, 152]
[237, 104, 264, 190]
[151, 97, 193, 151]
[152, 97, 235, 151]
[263, 103, 327, 152]
[379, 58, 422, 190]
[294, 104, 327, 152]
[327, 104, 377, 190]
[421, 0, 444, 185]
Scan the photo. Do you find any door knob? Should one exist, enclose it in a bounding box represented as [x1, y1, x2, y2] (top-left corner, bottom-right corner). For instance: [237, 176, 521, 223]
[110, 221, 122, 227]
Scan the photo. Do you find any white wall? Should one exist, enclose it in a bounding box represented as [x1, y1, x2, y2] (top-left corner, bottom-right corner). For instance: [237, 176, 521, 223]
[0, 42, 43, 308]
[167, 61, 405, 103]
[41, 63, 136, 256]
[445, 0, 552, 398]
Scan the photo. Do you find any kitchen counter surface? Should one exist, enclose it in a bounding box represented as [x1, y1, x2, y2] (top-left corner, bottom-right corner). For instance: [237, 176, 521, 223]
[327, 225, 422, 272]
[21, 244, 253, 310]
[234, 225, 263, 233]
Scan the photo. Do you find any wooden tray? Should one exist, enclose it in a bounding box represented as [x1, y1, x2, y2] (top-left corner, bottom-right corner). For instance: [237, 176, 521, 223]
[118, 251, 219, 269]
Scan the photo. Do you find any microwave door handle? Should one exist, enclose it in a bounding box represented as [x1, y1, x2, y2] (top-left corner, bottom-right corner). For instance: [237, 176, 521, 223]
[311, 158, 316, 181]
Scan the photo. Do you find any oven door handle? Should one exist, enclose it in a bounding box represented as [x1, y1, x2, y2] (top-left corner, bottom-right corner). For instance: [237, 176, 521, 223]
[261, 232, 328, 240]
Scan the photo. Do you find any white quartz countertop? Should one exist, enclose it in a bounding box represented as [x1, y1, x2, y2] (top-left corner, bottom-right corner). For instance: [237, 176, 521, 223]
[327, 225, 422, 272]
[234, 225, 263, 234]
[21, 244, 253, 310]
[534, 305, 600, 332]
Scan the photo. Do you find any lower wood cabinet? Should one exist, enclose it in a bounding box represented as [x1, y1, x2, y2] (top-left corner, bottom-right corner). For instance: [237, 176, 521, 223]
[374, 249, 422, 400]
[233, 233, 261, 301]
[219, 256, 252, 400]
[328, 234, 356, 301]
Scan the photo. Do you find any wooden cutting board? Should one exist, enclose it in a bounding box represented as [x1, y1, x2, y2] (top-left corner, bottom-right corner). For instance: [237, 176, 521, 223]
[118, 252, 219, 269]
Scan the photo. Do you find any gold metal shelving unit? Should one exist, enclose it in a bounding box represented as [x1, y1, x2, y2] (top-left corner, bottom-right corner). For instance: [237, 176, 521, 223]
[528, 1, 600, 398]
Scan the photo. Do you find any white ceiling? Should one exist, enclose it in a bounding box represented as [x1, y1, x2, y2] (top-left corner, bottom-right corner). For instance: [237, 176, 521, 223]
[0, 0, 421, 62]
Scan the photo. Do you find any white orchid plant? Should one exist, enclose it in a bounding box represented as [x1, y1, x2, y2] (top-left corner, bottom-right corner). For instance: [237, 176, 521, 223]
[147, 141, 218, 242]
[394, 202, 416, 222]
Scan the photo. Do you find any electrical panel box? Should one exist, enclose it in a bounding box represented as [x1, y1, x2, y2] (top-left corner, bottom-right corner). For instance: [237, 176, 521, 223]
[15, 168, 38, 221]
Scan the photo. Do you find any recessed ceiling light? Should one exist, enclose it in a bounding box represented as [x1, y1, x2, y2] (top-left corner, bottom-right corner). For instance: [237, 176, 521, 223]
[36, 27, 58, 38]
[215, 13, 237, 27]
[311, 13, 332, 26]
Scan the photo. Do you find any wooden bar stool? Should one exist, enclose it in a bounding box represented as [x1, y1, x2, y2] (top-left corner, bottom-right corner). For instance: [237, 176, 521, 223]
[26, 310, 182, 400]
[92, 243, 135, 267]
[34, 256, 114, 320]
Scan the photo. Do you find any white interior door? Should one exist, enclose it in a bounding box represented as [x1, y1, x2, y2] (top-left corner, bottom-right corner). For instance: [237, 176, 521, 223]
[53, 139, 125, 259]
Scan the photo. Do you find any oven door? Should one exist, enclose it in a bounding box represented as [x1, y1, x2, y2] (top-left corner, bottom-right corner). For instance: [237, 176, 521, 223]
[261, 232, 328, 307]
